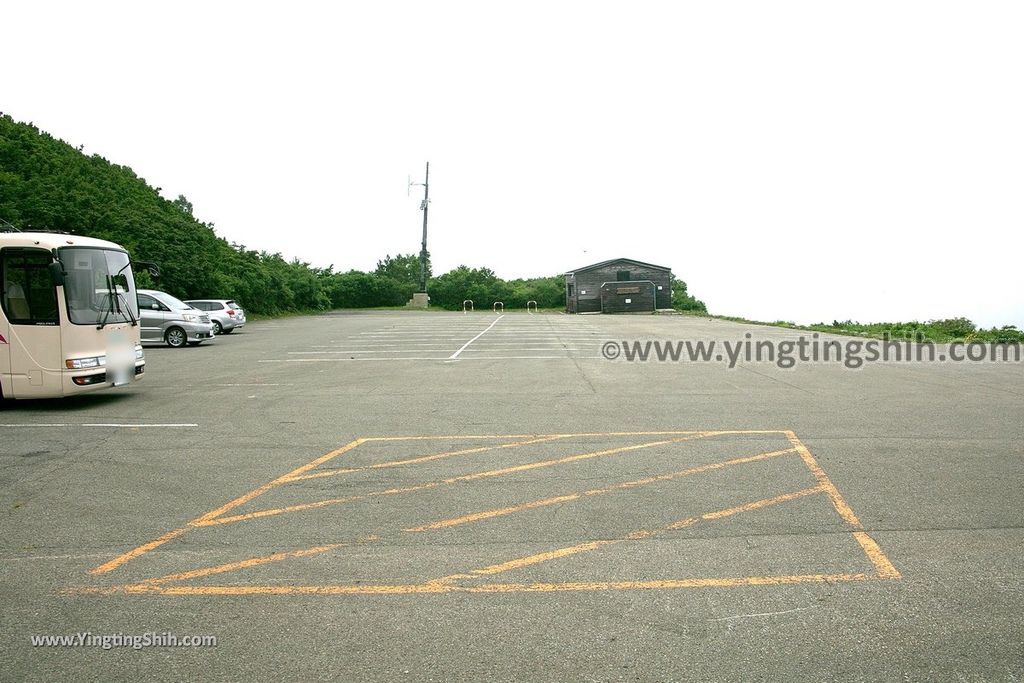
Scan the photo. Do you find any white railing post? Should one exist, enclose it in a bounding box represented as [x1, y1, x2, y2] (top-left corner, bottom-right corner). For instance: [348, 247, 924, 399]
[463, 300, 474, 314]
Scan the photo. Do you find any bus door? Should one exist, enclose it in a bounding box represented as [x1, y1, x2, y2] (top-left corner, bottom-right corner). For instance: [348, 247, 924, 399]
[0, 248, 63, 398]
[0, 291, 9, 397]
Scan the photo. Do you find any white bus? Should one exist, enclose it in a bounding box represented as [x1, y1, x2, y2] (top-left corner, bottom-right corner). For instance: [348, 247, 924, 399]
[0, 232, 146, 400]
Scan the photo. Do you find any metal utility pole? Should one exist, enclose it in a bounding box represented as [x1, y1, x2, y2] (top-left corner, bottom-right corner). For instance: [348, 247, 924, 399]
[417, 162, 430, 292]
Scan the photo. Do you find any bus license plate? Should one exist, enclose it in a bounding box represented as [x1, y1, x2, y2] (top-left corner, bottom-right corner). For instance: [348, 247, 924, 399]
[110, 366, 131, 387]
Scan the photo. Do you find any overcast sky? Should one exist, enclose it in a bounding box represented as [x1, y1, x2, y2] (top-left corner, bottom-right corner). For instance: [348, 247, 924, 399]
[5, 1, 1022, 328]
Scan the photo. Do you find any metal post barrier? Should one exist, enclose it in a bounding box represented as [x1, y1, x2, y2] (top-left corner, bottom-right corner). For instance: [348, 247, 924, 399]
[463, 300, 474, 314]
[493, 301, 504, 313]
[526, 300, 538, 314]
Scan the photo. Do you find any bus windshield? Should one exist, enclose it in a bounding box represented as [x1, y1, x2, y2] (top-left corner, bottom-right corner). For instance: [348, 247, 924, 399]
[59, 247, 139, 326]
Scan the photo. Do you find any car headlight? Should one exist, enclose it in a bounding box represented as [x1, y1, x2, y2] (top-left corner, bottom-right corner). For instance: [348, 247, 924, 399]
[182, 313, 198, 322]
[66, 355, 106, 369]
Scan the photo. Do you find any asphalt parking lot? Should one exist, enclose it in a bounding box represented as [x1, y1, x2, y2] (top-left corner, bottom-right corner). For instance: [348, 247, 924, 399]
[1, 311, 1022, 681]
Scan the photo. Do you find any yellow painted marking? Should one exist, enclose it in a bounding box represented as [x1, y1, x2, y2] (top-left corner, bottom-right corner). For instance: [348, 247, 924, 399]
[69, 573, 875, 596]
[361, 434, 554, 442]
[90, 439, 365, 575]
[88, 527, 192, 576]
[139, 545, 341, 586]
[784, 431, 862, 528]
[286, 435, 569, 482]
[198, 482, 444, 527]
[464, 574, 875, 593]
[406, 447, 796, 533]
[699, 486, 823, 521]
[285, 468, 359, 480]
[433, 540, 620, 584]
[409, 495, 583, 532]
[88, 429, 901, 592]
[852, 531, 902, 579]
[444, 433, 714, 482]
[210, 434, 714, 528]
[90, 430, 766, 573]
[194, 439, 366, 525]
[431, 487, 824, 583]
[785, 432, 901, 579]
[581, 447, 796, 496]
[359, 430, 781, 443]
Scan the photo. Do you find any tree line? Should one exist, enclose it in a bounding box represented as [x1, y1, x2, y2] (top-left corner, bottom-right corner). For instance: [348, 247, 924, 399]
[0, 114, 706, 314]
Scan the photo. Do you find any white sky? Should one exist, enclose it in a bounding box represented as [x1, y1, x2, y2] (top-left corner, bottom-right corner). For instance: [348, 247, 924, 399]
[4, 1, 1022, 328]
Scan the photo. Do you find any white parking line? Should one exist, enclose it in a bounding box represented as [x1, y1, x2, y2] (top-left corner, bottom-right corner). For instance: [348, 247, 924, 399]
[290, 348, 582, 354]
[258, 356, 604, 362]
[259, 358, 448, 362]
[323, 342, 590, 347]
[448, 315, 504, 360]
[0, 423, 199, 428]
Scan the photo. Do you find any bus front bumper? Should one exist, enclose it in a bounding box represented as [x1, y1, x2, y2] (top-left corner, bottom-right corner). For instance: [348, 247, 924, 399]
[65, 361, 146, 391]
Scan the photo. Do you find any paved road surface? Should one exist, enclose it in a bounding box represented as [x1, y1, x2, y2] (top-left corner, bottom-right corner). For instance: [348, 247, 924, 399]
[2, 312, 1022, 681]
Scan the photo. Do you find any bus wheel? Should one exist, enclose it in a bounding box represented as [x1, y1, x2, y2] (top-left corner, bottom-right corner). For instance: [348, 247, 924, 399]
[165, 327, 187, 348]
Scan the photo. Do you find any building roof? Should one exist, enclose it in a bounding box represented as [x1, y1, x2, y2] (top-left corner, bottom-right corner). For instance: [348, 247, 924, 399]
[565, 257, 672, 276]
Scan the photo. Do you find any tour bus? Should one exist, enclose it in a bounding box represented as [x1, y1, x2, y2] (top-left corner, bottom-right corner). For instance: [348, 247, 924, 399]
[0, 232, 146, 400]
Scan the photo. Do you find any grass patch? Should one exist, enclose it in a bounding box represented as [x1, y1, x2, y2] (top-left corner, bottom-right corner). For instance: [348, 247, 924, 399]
[711, 315, 1023, 343]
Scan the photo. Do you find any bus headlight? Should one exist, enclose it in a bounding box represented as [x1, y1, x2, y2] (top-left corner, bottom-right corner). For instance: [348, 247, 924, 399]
[135, 345, 145, 361]
[66, 355, 106, 369]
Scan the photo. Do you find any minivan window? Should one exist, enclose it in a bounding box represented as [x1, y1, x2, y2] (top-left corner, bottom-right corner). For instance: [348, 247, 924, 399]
[157, 293, 192, 310]
[138, 293, 162, 310]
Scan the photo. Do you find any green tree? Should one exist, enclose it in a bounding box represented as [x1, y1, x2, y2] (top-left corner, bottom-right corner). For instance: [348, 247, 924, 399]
[376, 252, 431, 287]
[671, 277, 708, 313]
[171, 194, 193, 216]
[430, 266, 512, 310]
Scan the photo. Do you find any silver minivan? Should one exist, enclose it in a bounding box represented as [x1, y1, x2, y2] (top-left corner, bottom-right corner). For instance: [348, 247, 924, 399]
[137, 289, 215, 347]
[184, 299, 246, 335]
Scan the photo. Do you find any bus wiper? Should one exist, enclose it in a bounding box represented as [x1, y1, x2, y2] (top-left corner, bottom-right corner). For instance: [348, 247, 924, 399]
[97, 263, 139, 329]
[114, 290, 138, 326]
[96, 275, 115, 330]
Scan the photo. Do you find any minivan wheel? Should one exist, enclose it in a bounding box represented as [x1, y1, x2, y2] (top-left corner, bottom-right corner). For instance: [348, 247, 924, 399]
[212, 321, 223, 335]
[165, 327, 187, 348]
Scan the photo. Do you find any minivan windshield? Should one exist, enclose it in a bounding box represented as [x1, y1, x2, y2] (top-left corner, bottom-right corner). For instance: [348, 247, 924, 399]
[60, 247, 139, 325]
[156, 292, 194, 311]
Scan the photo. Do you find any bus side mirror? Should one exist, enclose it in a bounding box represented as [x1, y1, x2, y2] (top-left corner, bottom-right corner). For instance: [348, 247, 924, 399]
[134, 261, 161, 279]
[48, 261, 66, 286]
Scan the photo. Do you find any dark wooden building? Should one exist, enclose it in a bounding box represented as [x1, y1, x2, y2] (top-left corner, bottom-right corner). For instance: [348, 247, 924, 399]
[564, 258, 673, 313]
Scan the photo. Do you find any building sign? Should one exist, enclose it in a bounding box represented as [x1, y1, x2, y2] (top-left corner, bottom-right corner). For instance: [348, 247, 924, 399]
[616, 287, 641, 295]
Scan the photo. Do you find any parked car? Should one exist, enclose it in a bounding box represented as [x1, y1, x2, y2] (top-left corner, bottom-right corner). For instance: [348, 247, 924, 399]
[137, 289, 216, 348]
[184, 299, 246, 335]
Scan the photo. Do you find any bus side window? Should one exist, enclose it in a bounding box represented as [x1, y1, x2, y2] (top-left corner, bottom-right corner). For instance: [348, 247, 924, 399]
[2, 250, 59, 325]
[4, 281, 30, 319]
